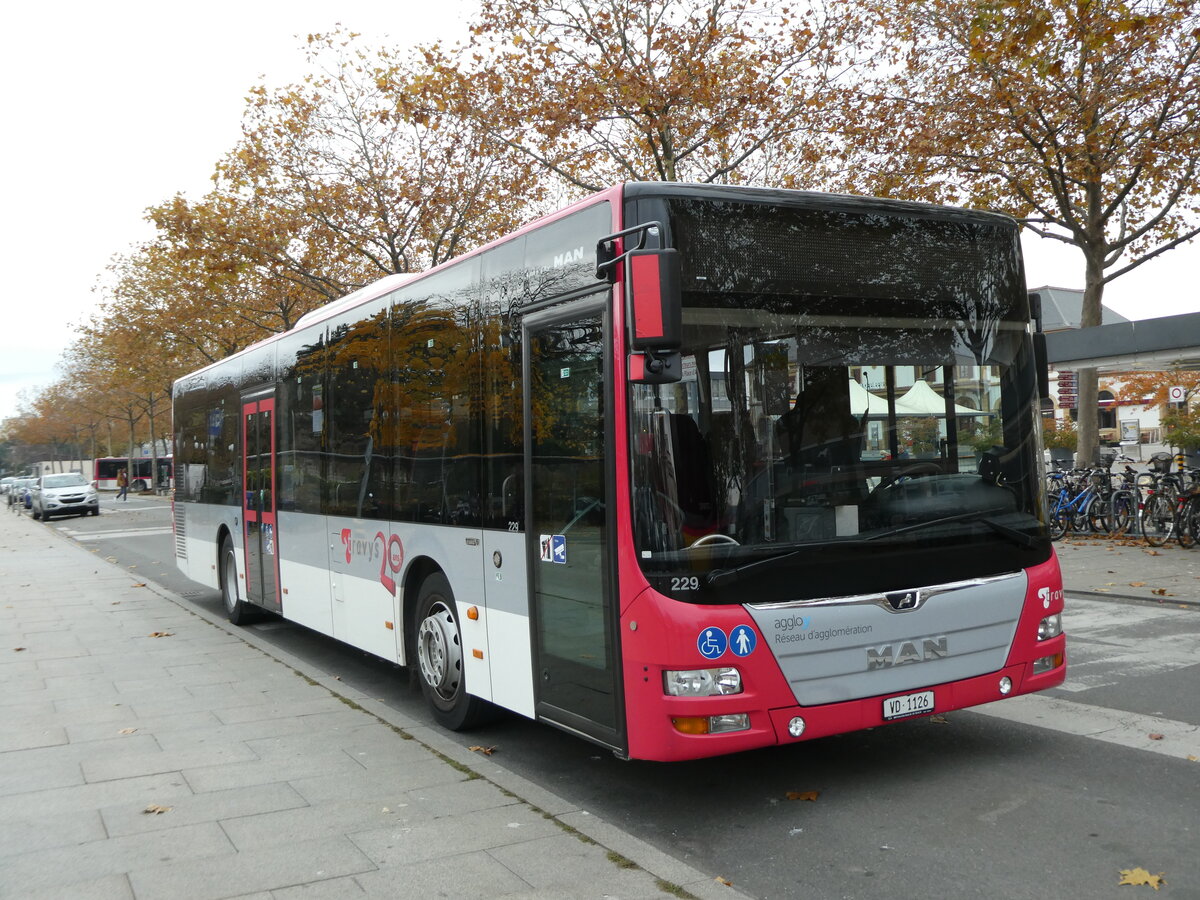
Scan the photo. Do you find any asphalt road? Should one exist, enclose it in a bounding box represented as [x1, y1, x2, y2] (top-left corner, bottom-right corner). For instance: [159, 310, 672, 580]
[40, 497, 1200, 899]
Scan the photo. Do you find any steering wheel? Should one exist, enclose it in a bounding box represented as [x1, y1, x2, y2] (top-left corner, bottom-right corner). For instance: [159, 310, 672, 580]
[688, 533, 740, 548]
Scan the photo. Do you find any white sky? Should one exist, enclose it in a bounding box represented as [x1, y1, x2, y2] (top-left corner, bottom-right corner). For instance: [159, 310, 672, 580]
[2, 1, 1198, 422]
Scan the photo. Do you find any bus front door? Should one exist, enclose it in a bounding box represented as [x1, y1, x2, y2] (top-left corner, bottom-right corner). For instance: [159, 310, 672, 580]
[241, 395, 281, 613]
[524, 303, 624, 753]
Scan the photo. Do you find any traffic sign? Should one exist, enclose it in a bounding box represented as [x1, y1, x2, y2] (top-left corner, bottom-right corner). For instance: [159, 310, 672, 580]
[1169, 385, 1186, 403]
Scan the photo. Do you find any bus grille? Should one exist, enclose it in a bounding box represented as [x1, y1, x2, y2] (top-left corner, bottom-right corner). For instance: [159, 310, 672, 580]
[174, 506, 187, 559]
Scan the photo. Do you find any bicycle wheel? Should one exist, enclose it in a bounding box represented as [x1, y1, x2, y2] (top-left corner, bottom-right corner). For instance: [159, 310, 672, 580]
[1178, 497, 1198, 549]
[1087, 497, 1110, 534]
[1107, 490, 1135, 536]
[1141, 494, 1174, 547]
[1047, 494, 1069, 541]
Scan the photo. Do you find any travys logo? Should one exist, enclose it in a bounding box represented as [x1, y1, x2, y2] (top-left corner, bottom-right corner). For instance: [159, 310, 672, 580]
[339, 528, 405, 596]
[340, 529, 381, 565]
[1037, 586, 1065, 608]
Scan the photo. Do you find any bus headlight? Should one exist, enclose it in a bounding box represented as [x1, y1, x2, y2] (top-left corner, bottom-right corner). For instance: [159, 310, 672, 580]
[1038, 613, 1062, 641]
[663, 667, 742, 696]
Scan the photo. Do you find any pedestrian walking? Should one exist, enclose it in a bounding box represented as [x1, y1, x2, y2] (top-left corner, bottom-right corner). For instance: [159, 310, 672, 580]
[116, 468, 129, 501]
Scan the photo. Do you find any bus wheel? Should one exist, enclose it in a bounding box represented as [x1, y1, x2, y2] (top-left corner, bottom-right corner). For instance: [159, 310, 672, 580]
[414, 573, 493, 730]
[219, 537, 256, 625]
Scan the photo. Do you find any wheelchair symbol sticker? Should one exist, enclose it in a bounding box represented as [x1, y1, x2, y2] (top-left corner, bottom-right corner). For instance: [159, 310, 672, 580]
[730, 625, 756, 657]
[697, 626, 727, 660]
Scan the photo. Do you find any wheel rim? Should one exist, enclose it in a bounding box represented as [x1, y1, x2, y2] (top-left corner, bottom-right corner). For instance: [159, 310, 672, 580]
[418, 600, 462, 702]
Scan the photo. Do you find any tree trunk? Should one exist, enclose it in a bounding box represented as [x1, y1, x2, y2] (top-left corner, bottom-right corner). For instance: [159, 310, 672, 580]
[1075, 242, 1106, 468]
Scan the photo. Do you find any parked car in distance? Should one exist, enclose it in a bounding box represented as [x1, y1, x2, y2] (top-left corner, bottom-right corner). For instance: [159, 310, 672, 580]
[8, 476, 37, 509]
[31, 473, 100, 521]
[0, 476, 14, 495]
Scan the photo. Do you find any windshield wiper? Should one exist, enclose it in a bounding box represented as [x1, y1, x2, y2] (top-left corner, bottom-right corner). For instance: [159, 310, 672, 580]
[706, 510, 1039, 588]
[865, 509, 1039, 549]
[706, 538, 875, 588]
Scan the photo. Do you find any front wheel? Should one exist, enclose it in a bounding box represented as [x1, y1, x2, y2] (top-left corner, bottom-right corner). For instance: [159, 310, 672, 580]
[219, 537, 258, 625]
[414, 573, 494, 730]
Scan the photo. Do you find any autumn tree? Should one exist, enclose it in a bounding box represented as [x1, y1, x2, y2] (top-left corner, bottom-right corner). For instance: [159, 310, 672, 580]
[417, 0, 872, 192]
[862, 0, 1200, 466]
[150, 28, 540, 336]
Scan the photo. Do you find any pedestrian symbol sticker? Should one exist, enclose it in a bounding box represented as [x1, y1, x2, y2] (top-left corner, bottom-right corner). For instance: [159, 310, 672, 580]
[697, 626, 727, 660]
[730, 624, 756, 657]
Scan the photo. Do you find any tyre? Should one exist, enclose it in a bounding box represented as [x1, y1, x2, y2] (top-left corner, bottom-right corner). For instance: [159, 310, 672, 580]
[219, 537, 257, 625]
[1141, 494, 1173, 547]
[414, 573, 494, 730]
[1087, 498, 1109, 534]
[1178, 497, 1198, 549]
[1108, 491, 1135, 536]
[32, 506, 41, 520]
[132, 479, 147, 492]
[1047, 496, 1069, 541]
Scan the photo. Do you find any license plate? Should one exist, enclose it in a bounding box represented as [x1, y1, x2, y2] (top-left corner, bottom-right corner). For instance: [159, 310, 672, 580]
[882, 690, 935, 721]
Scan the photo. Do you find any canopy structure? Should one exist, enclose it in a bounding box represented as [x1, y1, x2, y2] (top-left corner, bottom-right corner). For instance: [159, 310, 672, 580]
[847, 379, 922, 417]
[896, 379, 988, 417]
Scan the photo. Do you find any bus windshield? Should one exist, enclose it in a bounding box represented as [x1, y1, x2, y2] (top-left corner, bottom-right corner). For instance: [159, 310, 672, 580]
[630, 196, 1050, 604]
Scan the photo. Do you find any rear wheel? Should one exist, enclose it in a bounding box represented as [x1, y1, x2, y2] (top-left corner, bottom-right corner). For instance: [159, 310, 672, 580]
[219, 537, 257, 625]
[1178, 497, 1199, 549]
[1087, 498, 1109, 534]
[414, 573, 494, 730]
[1141, 494, 1173, 547]
[1107, 491, 1135, 536]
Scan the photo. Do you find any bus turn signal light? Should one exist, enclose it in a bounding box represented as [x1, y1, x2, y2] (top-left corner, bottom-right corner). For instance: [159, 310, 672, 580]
[671, 714, 750, 735]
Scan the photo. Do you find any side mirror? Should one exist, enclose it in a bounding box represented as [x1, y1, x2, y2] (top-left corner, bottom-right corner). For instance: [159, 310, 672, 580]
[626, 248, 681, 351]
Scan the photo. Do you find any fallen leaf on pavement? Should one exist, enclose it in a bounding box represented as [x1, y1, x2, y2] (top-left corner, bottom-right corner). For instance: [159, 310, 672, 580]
[1151, 589, 1172, 596]
[131, 583, 146, 588]
[928, 714, 949, 724]
[1118, 867, 1165, 890]
[1148, 733, 1164, 741]
[715, 876, 733, 886]
[13, 647, 26, 652]
[118, 728, 137, 735]
[1188, 755, 1197, 762]
[148, 632, 174, 638]
[1144, 550, 1161, 556]
[785, 790, 820, 802]
[469, 745, 496, 755]
[142, 804, 173, 815]
[1129, 582, 1146, 587]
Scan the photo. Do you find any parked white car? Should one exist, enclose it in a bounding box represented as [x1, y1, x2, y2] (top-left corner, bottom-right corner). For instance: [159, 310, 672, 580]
[31, 473, 100, 521]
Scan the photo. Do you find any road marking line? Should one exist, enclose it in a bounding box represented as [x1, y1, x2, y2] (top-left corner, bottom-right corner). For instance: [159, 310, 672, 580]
[67, 527, 173, 541]
[973, 694, 1200, 762]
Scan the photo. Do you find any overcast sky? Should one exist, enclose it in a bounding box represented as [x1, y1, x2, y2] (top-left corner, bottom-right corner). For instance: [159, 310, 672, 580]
[2, 1, 1197, 422]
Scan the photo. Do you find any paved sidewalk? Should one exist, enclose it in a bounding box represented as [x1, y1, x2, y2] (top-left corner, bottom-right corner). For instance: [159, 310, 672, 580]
[1055, 532, 1200, 606]
[0, 507, 745, 900]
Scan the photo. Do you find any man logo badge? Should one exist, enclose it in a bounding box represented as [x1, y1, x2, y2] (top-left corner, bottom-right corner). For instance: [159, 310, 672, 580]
[885, 590, 921, 611]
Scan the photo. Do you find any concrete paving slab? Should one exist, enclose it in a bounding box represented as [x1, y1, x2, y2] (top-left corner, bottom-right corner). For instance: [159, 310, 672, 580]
[126, 835, 377, 900]
[11, 873, 135, 900]
[354, 848, 534, 897]
[0, 821, 232, 893]
[348, 803, 562, 866]
[0, 808, 107, 857]
[100, 780, 309, 838]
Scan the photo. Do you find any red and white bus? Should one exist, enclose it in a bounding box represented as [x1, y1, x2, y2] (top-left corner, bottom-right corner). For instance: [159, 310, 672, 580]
[95, 456, 173, 492]
[172, 184, 1065, 761]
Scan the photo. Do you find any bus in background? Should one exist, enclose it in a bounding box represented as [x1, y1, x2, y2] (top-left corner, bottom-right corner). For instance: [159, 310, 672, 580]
[95, 456, 173, 492]
[172, 183, 1065, 762]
